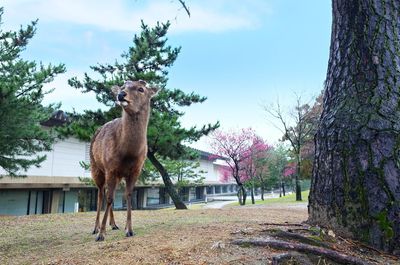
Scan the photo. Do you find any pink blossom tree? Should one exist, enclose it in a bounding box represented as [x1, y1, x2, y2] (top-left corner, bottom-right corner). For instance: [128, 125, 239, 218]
[283, 161, 297, 195]
[209, 128, 257, 205]
[283, 162, 296, 178]
[241, 136, 272, 204]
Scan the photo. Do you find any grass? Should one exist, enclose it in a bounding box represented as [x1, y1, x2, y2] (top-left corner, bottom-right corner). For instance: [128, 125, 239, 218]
[226, 190, 309, 207]
[0, 200, 397, 265]
[0, 204, 309, 264]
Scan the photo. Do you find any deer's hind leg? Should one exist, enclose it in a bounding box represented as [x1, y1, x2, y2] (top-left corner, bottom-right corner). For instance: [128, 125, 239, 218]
[109, 199, 119, 230]
[125, 164, 142, 237]
[92, 168, 105, 235]
[96, 173, 117, 241]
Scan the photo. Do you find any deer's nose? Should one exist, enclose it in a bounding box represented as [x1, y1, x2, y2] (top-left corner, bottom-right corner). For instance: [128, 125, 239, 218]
[117, 91, 127, 101]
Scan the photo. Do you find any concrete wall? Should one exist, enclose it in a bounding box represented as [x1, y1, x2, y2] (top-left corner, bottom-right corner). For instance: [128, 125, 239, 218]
[0, 137, 88, 178]
[198, 160, 221, 183]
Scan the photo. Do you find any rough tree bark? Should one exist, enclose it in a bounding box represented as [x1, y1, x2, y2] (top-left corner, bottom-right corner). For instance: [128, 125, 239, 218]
[147, 152, 187, 209]
[309, 0, 400, 254]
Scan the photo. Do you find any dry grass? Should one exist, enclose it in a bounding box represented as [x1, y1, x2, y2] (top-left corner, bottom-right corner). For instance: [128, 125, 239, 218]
[1, 204, 397, 264]
[0, 204, 307, 265]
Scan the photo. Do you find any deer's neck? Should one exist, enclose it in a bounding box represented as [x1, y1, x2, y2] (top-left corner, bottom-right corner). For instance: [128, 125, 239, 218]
[120, 108, 150, 152]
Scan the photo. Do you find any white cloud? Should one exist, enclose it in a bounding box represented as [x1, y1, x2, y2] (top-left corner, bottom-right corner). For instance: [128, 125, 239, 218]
[42, 70, 105, 113]
[2, 0, 270, 33]
[83, 30, 94, 47]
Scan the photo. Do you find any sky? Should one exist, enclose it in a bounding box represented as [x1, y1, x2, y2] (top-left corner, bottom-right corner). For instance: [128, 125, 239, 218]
[2, 0, 332, 151]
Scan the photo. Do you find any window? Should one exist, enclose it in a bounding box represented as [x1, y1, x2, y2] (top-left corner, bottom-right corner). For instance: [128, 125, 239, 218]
[195, 187, 204, 200]
[179, 187, 189, 201]
[146, 188, 160, 205]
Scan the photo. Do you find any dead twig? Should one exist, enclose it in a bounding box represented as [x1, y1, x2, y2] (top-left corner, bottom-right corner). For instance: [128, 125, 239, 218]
[178, 0, 190, 17]
[338, 236, 399, 261]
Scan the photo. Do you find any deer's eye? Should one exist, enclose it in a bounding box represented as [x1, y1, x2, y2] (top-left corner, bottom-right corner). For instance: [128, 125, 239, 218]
[138, 87, 145, 93]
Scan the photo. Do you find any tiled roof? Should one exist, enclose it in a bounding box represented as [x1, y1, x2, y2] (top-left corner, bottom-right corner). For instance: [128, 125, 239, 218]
[40, 110, 69, 127]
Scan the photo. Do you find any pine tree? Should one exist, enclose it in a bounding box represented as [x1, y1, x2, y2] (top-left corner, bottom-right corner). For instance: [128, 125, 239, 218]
[61, 21, 219, 209]
[309, 0, 400, 253]
[0, 8, 66, 177]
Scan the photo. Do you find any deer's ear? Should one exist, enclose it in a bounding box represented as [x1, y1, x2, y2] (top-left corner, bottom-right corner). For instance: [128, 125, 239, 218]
[111, 85, 120, 96]
[138, 79, 147, 86]
[148, 86, 159, 98]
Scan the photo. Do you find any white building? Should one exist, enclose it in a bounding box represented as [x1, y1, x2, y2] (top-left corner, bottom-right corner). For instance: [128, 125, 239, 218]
[0, 116, 236, 215]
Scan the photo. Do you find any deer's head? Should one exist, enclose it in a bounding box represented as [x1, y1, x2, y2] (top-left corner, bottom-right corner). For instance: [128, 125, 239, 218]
[112, 80, 158, 115]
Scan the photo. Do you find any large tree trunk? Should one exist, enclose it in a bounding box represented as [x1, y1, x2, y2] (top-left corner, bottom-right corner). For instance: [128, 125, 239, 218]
[147, 152, 187, 210]
[309, 0, 400, 254]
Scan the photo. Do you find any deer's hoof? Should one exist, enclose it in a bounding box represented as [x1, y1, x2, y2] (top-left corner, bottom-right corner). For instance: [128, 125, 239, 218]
[111, 225, 119, 230]
[95, 234, 105, 242]
[125, 231, 135, 237]
[92, 228, 99, 235]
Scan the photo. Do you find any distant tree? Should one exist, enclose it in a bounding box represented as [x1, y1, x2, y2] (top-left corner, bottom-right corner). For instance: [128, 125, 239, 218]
[241, 136, 271, 204]
[143, 155, 205, 198]
[60, 21, 218, 209]
[283, 161, 296, 193]
[299, 92, 323, 179]
[267, 144, 290, 197]
[264, 95, 320, 201]
[210, 128, 257, 205]
[253, 144, 271, 201]
[0, 8, 65, 177]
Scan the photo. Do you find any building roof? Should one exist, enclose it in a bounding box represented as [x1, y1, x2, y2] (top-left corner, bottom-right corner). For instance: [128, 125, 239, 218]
[40, 110, 69, 127]
[192, 148, 229, 162]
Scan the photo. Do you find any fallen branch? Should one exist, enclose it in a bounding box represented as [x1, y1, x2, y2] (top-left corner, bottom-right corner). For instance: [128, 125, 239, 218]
[232, 238, 373, 265]
[263, 229, 332, 249]
[272, 252, 313, 265]
[260, 222, 306, 227]
[287, 228, 313, 233]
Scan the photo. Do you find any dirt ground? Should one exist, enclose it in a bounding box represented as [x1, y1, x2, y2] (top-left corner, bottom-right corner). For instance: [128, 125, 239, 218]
[0, 204, 398, 264]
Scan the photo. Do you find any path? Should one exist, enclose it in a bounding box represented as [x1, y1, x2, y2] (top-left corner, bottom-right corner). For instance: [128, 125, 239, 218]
[203, 192, 284, 209]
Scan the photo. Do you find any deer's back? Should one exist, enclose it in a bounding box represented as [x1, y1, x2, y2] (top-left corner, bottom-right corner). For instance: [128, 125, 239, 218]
[90, 118, 147, 178]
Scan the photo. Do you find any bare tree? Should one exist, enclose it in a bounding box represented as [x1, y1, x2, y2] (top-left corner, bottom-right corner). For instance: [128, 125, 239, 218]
[264, 94, 320, 201]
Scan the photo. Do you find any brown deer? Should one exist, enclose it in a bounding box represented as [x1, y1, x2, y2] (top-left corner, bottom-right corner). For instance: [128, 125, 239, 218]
[90, 80, 158, 241]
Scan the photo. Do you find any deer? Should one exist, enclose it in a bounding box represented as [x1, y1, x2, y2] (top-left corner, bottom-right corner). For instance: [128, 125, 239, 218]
[90, 80, 158, 241]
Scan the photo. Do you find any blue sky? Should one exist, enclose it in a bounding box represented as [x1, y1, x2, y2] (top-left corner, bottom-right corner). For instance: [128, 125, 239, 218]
[2, 0, 332, 151]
